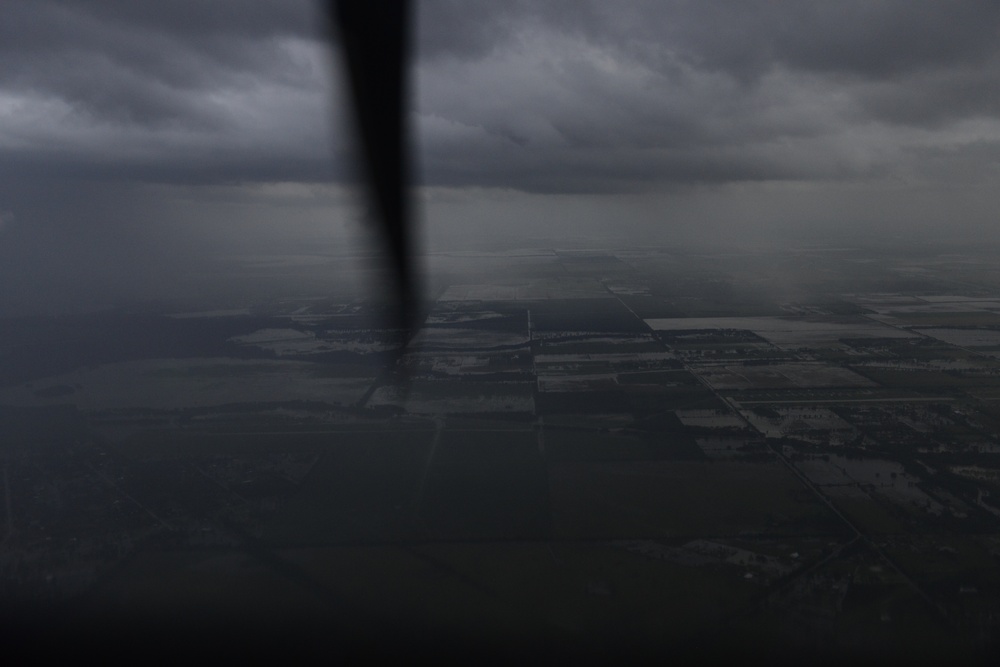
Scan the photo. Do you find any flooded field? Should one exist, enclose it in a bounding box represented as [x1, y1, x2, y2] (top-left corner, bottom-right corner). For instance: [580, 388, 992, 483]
[0, 358, 375, 410]
[691, 362, 875, 390]
[646, 316, 916, 348]
[916, 328, 1000, 348]
[368, 380, 536, 415]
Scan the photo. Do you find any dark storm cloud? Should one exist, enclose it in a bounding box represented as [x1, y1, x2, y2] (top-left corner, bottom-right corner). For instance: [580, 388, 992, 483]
[0, 0, 317, 124]
[0, 0, 335, 190]
[653, 0, 1000, 126]
[495, 0, 1000, 86]
[3, 1, 1000, 313]
[2, 0, 1000, 194]
[416, 0, 523, 62]
[414, 0, 1000, 192]
[618, 1, 1000, 81]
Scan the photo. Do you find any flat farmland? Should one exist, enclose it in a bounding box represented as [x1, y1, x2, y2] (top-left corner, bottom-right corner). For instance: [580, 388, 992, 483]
[411, 327, 530, 351]
[914, 328, 1000, 348]
[549, 460, 837, 538]
[261, 430, 435, 545]
[418, 429, 549, 541]
[368, 380, 536, 415]
[690, 362, 875, 390]
[646, 316, 915, 348]
[0, 358, 376, 411]
[542, 427, 703, 462]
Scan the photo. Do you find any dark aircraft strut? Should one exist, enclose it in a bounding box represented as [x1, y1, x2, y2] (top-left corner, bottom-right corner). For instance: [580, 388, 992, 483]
[323, 0, 417, 334]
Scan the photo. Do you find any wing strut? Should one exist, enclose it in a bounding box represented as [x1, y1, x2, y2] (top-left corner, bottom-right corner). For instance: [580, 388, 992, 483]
[324, 0, 417, 332]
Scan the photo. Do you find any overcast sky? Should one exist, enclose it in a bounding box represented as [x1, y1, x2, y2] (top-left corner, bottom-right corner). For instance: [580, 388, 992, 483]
[3, 1, 1000, 310]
